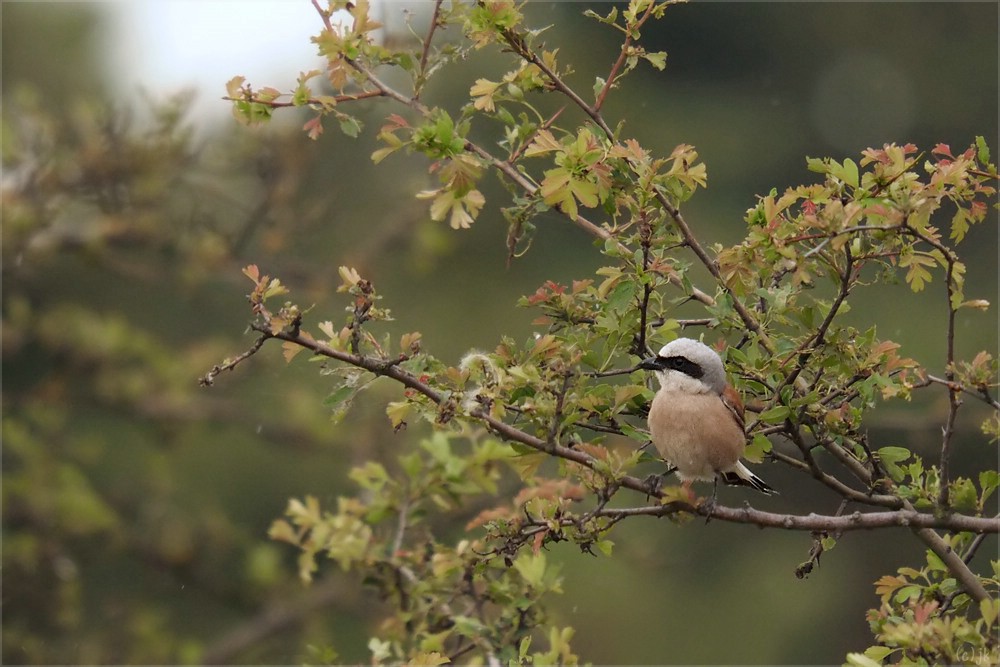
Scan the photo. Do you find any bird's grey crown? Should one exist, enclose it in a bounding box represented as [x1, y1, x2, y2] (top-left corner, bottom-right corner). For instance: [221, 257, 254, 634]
[655, 338, 727, 394]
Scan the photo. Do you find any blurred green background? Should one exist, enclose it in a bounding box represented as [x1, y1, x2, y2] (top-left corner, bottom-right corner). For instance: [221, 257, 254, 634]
[3, 2, 997, 664]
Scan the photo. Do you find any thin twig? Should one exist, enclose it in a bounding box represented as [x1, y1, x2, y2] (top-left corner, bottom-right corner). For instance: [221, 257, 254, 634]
[198, 333, 270, 386]
[547, 369, 574, 446]
[938, 257, 962, 510]
[497, 27, 613, 138]
[913, 374, 1000, 410]
[391, 495, 410, 558]
[795, 498, 849, 579]
[221, 90, 384, 108]
[585, 365, 641, 378]
[635, 214, 654, 356]
[417, 0, 445, 80]
[593, 0, 658, 111]
[767, 449, 900, 509]
[653, 190, 777, 355]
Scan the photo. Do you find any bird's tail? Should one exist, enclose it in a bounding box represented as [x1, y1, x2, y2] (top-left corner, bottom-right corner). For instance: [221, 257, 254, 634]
[722, 462, 778, 495]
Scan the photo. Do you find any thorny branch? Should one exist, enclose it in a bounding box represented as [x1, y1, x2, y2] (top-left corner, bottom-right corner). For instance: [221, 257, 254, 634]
[910, 224, 964, 511]
[211, 325, 999, 544]
[915, 374, 1000, 410]
[416, 0, 445, 85]
[593, 0, 660, 111]
[208, 0, 1000, 614]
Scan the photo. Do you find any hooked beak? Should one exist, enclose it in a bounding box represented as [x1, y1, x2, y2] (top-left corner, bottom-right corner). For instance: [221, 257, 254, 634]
[637, 356, 666, 372]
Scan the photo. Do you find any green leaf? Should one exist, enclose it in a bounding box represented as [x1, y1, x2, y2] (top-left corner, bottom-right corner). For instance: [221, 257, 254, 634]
[744, 433, 772, 463]
[604, 280, 637, 314]
[980, 597, 999, 627]
[349, 461, 390, 491]
[394, 51, 414, 72]
[839, 158, 859, 188]
[594, 539, 614, 556]
[324, 385, 355, 408]
[225, 75, 246, 98]
[926, 549, 947, 572]
[900, 252, 934, 292]
[385, 400, 411, 429]
[644, 51, 667, 70]
[894, 584, 921, 603]
[514, 552, 547, 587]
[975, 135, 991, 165]
[368, 638, 392, 662]
[806, 156, 828, 174]
[758, 405, 791, 424]
[979, 470, 999, 508]
[399, 452, 423, 480]
[583, 6, 618, 24]
[950, 477, 978, 511]
[268, 519, 298, 544]
[877, 446, 911, 482]
[519, 636, 533, 660]
[619, 421, 650, 445]
[507, 451, 546, 480]
[338, 114, 362, 138]
[864, 646, 895, 663]
[950, 207, 970, 243]
[845, 653, 882, 667]
[452, 615, 489, 639]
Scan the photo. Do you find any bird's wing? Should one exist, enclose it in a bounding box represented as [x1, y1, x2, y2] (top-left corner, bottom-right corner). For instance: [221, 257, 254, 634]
[722, 462, 778, 495]
[721, 384, 746, 434]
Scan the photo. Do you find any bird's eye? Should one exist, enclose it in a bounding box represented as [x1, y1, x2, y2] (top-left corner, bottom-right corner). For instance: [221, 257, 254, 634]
[664, 356, 703, 379]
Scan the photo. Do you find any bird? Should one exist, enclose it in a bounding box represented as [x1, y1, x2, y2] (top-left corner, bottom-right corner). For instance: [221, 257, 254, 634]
[638, 337, 776, 500]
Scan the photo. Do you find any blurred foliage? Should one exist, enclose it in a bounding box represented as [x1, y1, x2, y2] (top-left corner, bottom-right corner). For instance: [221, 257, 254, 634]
[2, 1, 998, 665]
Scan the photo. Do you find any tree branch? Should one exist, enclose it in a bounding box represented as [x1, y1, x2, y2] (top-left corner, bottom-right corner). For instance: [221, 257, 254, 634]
[916, 374, 1000, 410]
[228, 328, 997, 540]
[598, 503, 1000, 534]
[593, 0, 659, 111]
[417, 0, 445, 86]
[201, 578, 350, 665]
[222, 90, 383, 108]
[912, 523, 990, 603]
[198, 333, 270, 387]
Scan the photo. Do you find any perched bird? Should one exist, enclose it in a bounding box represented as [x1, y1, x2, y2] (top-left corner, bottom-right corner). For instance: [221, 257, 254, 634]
[639, 337, 776, 498]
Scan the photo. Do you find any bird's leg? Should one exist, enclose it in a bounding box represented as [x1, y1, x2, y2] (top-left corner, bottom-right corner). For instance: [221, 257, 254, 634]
[643, 472, 664, 500]
[643, 464, 678, 501]
[699, 477, 720, 523]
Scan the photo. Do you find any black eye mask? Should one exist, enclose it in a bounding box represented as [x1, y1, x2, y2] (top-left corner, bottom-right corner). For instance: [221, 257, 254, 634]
[639, 354, 705, 379]
[663, 356, 704, 379]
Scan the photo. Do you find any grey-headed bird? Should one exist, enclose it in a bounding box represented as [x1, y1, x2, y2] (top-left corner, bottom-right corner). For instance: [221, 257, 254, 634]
[639, 337, 776, 497]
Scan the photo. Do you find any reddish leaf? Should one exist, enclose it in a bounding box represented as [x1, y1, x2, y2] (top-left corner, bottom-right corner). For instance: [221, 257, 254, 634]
[931, 143, 953, 158]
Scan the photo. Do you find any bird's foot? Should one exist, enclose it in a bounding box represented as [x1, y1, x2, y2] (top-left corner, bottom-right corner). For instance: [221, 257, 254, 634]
[699, 478, 720, 523]
[643, 472, 666, 500]
[698, 495, 717, 523]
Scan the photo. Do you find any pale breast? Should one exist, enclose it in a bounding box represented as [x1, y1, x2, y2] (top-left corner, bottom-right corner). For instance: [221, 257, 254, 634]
[648, 389, 747, 480]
